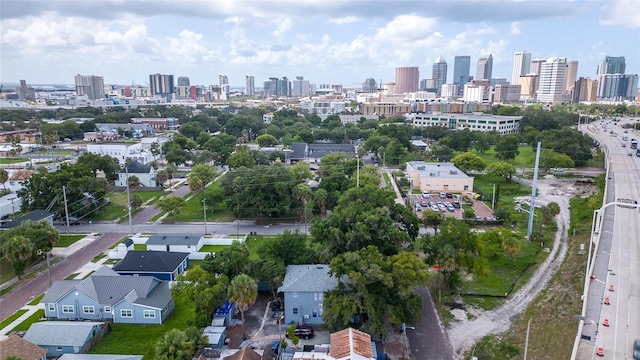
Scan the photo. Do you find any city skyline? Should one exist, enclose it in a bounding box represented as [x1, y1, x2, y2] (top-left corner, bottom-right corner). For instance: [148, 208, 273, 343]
[1, 0, 639, 87]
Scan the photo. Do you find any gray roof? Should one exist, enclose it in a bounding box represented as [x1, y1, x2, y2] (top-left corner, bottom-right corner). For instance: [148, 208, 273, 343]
[146, 234, 203, 246]
[58, 355, 143, 360]
[0, 210, 53, 229]
[24, 321, 104, 347]
[119, 160, 152, 174]
[41, 266, 171, 309]
[277, 264, 338, 293]
[289, 143, 307, 160]
[406, 161, 470, 178]
[307, 143, 356, 159]
[113, 250, 188, 273]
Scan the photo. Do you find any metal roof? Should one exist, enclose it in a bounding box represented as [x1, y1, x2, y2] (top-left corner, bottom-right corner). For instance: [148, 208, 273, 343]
[146, 234, 203, 246]
[113, 250, 188, 273]
[24, 321, 104, 347]
[278, 265, 338, 293]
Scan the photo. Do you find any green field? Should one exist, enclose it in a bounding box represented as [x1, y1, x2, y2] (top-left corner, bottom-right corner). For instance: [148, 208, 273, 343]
[133, 244, 147, 251]
[91, 190, 165, 221]
[0, 310, 27, 330]
[9, 309, 45, 332]
[471, 146, 537, 168]
[164, 184, 235, 223]
[55, 234, 85, 247]
[0, 158, 27, 164]
[27, 294, 45, 306]
[198, 245, 229, 253]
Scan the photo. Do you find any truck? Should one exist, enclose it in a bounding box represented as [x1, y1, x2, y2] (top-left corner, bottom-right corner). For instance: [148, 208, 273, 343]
[632, 139, 638, 149]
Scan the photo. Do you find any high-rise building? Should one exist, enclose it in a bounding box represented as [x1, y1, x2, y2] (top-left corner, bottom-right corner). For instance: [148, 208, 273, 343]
[573, 77, 597, 103]
[530, 58, 546, 75]
[219, 74, 229, 86]
[453, 56, 471, 90]
[15, 80, 35, 101]
[362, 78, 377, 93]
[292, 76, 310, 97]
[263, 78, 278, 97]
[276, 77, 291, 97]
[440, 84, 458, 98]
[75, 74, 105, 100]
[519, 74, 539, 98]
[537, 57, 568, 104]
[149, 73, 174, 97]
[565, 61, 579, 91]
[245, 75, 255, 96]
[394, 67, 419, 93]
[597, 56, 625, 75]
[494, 83, 522, 102]
[177, 76, 190, 87]
[432, 57, 448, 95]
[596, 74, 639, 101]
[476, 55, 493, 81]
[511, 51, 531, 84]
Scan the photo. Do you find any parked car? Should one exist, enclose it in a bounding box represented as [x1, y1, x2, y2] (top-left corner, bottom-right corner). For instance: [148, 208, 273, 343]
[422, 191, 430, 198]
[415, 205, 422, 212]
[286, 325, 315, 339]
[438, 192, 447, 199]
[420, 201, 428, 207]
[452, 201, 461, 208]
[445, 193, 453, 198]
[447, 206, 455, 212]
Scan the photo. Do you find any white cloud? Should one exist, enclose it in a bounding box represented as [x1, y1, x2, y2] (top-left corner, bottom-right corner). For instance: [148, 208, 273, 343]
[272, 17, 292, 38]
[510, 21, 521, 35]
[373, 14, 437, 42]
[329, 16, 360, 24]
[600, 0, 640, 28]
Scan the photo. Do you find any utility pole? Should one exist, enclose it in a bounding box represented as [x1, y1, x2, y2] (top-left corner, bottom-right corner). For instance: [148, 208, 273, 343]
[524, 318, 531, 360]
[62, 185, 70, 233]
[356, 156, 360, 188]
[202, 198, 207, 235]
[527, 142, 541, 240]
[125, 166, 133, 234]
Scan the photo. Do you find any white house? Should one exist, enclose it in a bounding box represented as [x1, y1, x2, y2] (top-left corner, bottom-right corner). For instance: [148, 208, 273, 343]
[86, 142, 152, 165]
[406, 161, 474, 194]
[145, 234, 205, 256]
[116, 161, 157, 188]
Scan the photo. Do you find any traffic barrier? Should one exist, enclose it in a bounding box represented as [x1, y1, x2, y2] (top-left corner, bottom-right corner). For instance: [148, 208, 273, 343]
[604, 297, 610, 305]
[609, 284, 614, 292]
[596, 347, 604, 357]
[603, 318, 609, 327]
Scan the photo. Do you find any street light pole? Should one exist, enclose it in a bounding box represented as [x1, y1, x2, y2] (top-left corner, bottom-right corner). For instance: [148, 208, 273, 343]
[202, 198, 207, 235]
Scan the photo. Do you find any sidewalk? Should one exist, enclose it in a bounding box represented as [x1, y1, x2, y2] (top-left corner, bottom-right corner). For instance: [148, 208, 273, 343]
[0, 235, 111, 340]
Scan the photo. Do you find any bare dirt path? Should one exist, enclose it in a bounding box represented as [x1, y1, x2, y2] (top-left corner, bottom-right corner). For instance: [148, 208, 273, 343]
[447, 176, 580, 357]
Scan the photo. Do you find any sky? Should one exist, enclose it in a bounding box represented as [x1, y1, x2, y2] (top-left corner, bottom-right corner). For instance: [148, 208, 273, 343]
[1, 0, 639, 88]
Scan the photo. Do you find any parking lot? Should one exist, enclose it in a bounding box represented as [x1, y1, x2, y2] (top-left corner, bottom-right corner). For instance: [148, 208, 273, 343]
[410, 192, 463, 219]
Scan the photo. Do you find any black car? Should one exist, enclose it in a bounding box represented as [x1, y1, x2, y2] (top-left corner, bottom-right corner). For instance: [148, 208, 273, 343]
[286, 325, 314, 339]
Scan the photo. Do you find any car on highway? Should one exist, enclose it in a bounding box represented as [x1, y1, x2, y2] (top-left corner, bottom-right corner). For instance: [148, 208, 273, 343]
[286, 325, 314, 339]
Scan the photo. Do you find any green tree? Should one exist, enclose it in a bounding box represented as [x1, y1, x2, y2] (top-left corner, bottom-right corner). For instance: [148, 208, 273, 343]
[227, 151, 256, 169]
[494, 134, 520, 160]
[127, 175, 140, 190]
[130, 194, 143, 210]
[0, 235, 34, 278]
[228, 274, 258, 339]
[422, 211, 445, 234]
[191, 164, 217, 185]
[258, 230, 315, 266]
[171, 266, 228, 327]
[202, 241, 250, 279]
[156, 169, 169, 189]
[256, 134, 279, 147]
[179, 121, 204, 140]
[155, 328, 201, 360]
[188, 175, 204, 193]
[2, 219, 59, 253]
[249, 256, 286, 298]
[450, 152, 487, 173]
[158, 196, 186, 217]
[502, 236, 521, 260]
[0, 168, 8, 189]
[485, 162, 516, 183]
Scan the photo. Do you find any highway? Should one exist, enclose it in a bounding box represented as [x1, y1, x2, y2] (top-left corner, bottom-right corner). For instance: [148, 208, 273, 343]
[576, 117, 640, 359]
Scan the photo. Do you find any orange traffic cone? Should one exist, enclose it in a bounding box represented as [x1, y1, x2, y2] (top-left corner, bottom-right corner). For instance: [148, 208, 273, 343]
[604, 297, 610, 305]
[603, 318, 609, 327]
[609, 284, 614, 292]
[596, 347, 604, 357]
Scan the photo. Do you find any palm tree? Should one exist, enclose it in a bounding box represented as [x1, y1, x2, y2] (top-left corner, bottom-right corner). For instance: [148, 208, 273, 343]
[227, 274, 258, 339]
[156, 170, 169, 190]
[155, 328, 194, 360]
[188, 175, 203, 193]
[0, 168, 8, 189]
[127, 175, 141, 190]
[1, 235, 34, 279]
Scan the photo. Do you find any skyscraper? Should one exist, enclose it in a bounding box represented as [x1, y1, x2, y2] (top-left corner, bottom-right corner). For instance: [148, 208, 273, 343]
[596, 74, 638, 101]
[219, 74, 229, 86]
[149, 73, 174, 97]
[432, 57, 448, 95]
[75, 74, 105, 100]
[245, 75, 255, 96]
[276, 77, 291, 97]
[15, 80, 35, 101]
[362, 78, 377, 93]
[530, 58, 546, 75]
[292, 76, 310, 97]
[177, 76, 190, 87]
[565, 60, 579, 91]
[453, 56, 471, 88]
[597, 56, 625, 75]
[394, 67, 419, 93]
[537, 57, 568, 104]
[476, 55, 493, 81]
[511, 51, 531, 84]
[573, 77, 597, 103]
[219, 74, 229, 100]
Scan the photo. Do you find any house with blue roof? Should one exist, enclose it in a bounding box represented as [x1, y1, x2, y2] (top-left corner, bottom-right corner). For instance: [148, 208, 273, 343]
[41, 266, 174, 324]
[277, 264, 339, 326]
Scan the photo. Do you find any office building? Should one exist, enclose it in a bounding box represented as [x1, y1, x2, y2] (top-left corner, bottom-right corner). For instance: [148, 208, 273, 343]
[453, 56, 471, 89]
[219, 74, 229, 100]
[440, 84, 458, 98]
[519, 74, 539, 98]
[276, 77, 291, 97]
[537, 57, 568, 104]
[15, 80, 35, 101]
[596, 73, 638, 101]
[244, 75, 255, 96]
[597, 56, 625, 75]
[75, 74, 105, 100]
[263, 78, 278, 97]
[419, 79, 428, 92]
[219, 74, 229, 86]
[292, 76, 310, 97]
[494, 83, 522, 102]
[411, 113, 521, 135]
[462, 83, 489, 103]
[177, 76, 190, 87]
[362, 78, 377, 93]
[476, 55, 493, 81]
[530, 58, 546, 75]
[432, 57, 448, 95]
[394, 67, 419, 93]
[511, 51, 531, 84]
[149, 74, 174, 97]
[573, 77, 597, 103]
[565, 61, 578, 91]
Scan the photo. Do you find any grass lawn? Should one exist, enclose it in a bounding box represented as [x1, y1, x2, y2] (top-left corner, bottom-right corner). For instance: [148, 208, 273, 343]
[199, 245, 229, 253]
[166, 190, 235, 223]
[28, 294, 45, 306]
[91, 190, 165, 221]
[90, 296, 195, 359]
[103, 259, 119, 265]
[65, 273, 79, 280]
[134, 244, 147, 250]
[92, 253, 107, 262]
[0, 257, 15, 284]
[10, 309, 45, 332]
[0, 158, 26, 164]
[471, 146, 537, 168]
[55, 235, 85, 247]
[0, 310, 27, 331]
[382, 172, 392, 188]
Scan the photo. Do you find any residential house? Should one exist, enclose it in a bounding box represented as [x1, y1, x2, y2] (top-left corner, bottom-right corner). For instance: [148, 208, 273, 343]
[113, 250, 189, 281]
[41, 266, 175, 324]
[0, 334, 47, 360]
[222, 346, 264, 360]
[277, 264, 339, 325]
[292, 327, 377, 360]
[115, 160, 157, 188]
[23, 321, 106, 357]
[405, 161, 474, 194]
[58, 355, 143, 360]
[0, 210, 54, 230]
[86, 142, 152, 165]
[145, 234, 205, 255]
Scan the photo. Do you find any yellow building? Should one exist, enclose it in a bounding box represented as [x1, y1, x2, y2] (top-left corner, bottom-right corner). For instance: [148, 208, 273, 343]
[406, 161, 474, 193]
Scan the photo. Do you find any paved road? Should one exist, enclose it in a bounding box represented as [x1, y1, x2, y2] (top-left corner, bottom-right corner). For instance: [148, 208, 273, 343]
[576, 118, 640, 359]
[407, 287, 454, 360]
